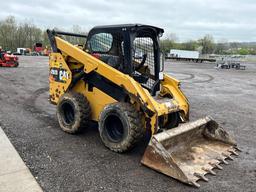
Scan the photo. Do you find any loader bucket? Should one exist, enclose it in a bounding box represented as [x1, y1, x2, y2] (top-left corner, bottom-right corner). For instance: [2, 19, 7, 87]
[141, 116, 239, 187]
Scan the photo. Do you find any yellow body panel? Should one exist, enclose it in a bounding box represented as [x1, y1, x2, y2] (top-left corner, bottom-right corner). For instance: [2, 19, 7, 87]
[49, 53, 72, 104]
[160, 74, 189, 120]
[72, 80, 116, 121]
[49, 37, 189, 135]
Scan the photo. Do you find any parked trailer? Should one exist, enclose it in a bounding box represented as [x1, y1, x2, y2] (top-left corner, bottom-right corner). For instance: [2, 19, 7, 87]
[166, 49, 216, 63]
[166, 56, 216, 63]
[170, 49, 199, 59]
[165, 49, 216, 63]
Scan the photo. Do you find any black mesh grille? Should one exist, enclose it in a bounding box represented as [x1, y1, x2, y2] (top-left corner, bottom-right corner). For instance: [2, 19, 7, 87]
[89, 33, 114, 53]
[133, 37, 155, 89]
[61, 35, 87, 45]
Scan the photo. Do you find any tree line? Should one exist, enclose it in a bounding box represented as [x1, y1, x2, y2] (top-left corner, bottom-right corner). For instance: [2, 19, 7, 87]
[0, 16, 47, 51]
[160, 34, 256, 55]
[0, 16, 255, 55]
[0, 16, 87, 52]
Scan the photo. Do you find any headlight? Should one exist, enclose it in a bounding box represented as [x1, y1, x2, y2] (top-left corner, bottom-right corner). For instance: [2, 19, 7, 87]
[159, 72, 164, 80]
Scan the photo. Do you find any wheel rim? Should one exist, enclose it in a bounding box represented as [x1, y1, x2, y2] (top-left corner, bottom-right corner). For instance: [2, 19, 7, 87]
[104, 114, 124, 143]
[61, 101, 75, 125]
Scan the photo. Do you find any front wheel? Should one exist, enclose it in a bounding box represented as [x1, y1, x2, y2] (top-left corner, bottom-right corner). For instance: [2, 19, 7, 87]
[165, 112, 181, 129]
[99, 102, 144, 153]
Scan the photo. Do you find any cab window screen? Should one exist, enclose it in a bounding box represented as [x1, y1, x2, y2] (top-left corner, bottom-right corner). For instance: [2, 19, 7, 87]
[133, 37, 155, 89]
[89, 33, 113, 53]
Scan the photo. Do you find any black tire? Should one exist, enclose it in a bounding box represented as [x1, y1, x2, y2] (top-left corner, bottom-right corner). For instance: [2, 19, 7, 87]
[99, 102, 144, 153]
[56, 92, 91, 134]
[165, 112, 180, 129]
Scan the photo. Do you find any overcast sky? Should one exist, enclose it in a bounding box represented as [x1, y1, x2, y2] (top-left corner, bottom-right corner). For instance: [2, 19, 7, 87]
[0, 0, 255, 42]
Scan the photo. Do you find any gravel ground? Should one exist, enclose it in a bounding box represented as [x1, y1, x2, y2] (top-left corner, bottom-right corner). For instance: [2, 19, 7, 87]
[0, 56, 255, 192]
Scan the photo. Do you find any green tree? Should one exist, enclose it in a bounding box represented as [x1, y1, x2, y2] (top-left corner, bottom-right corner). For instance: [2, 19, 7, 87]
[249, 49, 256, 55]
[198, 35, 215, 54]
[0, 16, 17, 51]
[239, 48, 250, 55]
[160, 33, 178, 54]
[215, 43, 227, 54]
[181, 40, 198, 51]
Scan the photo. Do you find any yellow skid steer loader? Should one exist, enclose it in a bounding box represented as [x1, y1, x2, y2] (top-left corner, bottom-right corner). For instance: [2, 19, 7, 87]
[47, 24, 239, 187]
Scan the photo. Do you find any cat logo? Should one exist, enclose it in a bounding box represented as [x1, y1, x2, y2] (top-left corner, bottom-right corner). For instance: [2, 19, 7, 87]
[50, 68, 70, 83]
[59, 70, 69, 81]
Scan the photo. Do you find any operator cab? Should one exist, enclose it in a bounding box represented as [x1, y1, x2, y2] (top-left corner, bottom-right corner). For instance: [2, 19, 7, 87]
[84, 24, 164, 95]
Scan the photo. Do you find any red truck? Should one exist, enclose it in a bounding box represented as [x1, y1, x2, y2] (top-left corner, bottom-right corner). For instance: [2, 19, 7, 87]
[34, 43, 43, 53]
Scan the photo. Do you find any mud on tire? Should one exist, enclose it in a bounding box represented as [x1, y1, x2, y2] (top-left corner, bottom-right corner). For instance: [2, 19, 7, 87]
[57, 92, 91, 134]
[99, 102, 144, 153]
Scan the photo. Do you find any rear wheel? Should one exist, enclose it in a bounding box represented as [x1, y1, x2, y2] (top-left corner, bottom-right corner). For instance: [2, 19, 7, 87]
[57, 92, 91, 133]
[99, 102, 144, 153]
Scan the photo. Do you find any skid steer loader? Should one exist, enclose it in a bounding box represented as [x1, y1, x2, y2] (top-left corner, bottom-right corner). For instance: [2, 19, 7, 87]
[47, 24, 239, 187]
